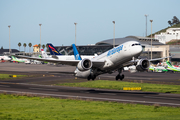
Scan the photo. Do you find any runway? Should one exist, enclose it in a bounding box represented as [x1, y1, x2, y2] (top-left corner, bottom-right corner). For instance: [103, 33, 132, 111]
[0, 82, 180, 107]
[0, 62, 180, 106]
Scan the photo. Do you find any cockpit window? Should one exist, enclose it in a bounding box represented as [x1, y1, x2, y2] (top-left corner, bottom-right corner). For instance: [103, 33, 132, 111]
[132, 43, 141, 46]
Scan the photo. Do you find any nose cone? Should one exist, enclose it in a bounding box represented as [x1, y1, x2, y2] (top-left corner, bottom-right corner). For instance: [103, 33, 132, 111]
[131, 45, 143, 57]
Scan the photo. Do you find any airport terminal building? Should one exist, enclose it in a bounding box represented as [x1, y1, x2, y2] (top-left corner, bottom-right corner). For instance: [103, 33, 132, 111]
[54, 36, 180, 63]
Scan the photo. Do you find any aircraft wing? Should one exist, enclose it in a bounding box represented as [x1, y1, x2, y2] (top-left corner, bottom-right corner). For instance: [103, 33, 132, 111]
[15, 55, 80, 66]
[149, 56, 172, 62]
[121, 56, 172, 68]
[91, 60, 105, 68]
[15, 55, 105, 67]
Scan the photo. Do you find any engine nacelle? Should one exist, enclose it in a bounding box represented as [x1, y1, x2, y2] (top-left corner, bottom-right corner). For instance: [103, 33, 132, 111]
[77, 59, 92, 71]
[74, 69, 91, 78]
[136, 59, 150, 72]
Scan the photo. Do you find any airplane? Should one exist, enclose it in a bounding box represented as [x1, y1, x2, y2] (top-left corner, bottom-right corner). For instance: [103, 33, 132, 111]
[149, 65, 168, 72]
[11, 56, 31, 64]
[11, 56, 25, 63]
[0, 55, 11, 61]
[15, 41, 171, 80]
[47, 43, 96, 60]
[166, 61, 180, 72]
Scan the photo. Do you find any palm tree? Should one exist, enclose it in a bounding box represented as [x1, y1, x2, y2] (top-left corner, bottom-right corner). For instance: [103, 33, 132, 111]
[23, 43, 27, 52]
[42, 44, 45, 50]
[38, 44, 41, 52]
[46, 44, 49, 52]
[18, 42, 21, 51]
[28, 43, 32, 52]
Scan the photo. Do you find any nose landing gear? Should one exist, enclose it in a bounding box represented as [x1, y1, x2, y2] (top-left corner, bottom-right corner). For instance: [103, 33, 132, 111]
[116, 68, 125, 80]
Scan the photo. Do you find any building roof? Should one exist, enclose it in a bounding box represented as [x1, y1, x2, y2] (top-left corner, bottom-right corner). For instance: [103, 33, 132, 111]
[95, 36, 164, 46]
[33, 44, 39, 47]
[0, 49, 19, 55]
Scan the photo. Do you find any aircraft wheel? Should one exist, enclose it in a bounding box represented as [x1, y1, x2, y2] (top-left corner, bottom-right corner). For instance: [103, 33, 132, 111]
[87, 75, 91, 81]
[116, 75, 120, 80]
[92, 75, 96, 80]
[120, 74, 124, 80]
[122, 74, 124, 79]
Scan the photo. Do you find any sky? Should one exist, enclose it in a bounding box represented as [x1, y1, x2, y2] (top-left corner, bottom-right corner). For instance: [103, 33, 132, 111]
[0, 0, 180, 51]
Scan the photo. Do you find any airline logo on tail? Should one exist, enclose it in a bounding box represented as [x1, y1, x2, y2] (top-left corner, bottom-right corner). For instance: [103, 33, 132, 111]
[72, 44, 82, 60]
[47, 43, 62, 55]
[11, 56, 17, 60]
[48, 45, 59, 54]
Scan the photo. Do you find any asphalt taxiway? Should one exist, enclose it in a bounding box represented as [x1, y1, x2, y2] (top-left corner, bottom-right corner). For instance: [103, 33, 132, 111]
[0, 62, 180, 106]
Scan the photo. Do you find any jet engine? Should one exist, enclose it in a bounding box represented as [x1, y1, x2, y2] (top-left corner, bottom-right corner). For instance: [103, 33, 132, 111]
[77, 58, 92, 71]
[136, 59, 150, 71]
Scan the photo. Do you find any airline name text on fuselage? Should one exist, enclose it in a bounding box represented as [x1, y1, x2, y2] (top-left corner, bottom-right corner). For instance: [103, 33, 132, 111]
[107, 45, 123, 57]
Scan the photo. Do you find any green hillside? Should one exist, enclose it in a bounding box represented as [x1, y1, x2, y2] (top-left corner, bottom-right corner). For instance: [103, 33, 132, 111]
[147, 22, 180, 37]
[166, 39, 180, 45]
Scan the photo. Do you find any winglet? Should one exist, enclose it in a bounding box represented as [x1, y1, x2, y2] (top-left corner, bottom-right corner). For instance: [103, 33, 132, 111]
[72, 44, 82, 60]
[47, 43, 62, 55]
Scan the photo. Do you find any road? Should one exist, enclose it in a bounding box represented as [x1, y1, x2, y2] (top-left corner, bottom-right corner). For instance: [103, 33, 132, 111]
[0, 62, 180, 106]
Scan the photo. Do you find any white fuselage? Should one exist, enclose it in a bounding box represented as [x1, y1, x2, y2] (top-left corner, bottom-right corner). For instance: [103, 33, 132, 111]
[0, 56, 11, 61]
[92, 41, 142, 70]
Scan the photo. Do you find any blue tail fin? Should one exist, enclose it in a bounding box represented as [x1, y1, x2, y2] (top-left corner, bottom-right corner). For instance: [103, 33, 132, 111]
[47, 43, 62, 55]
[72, 44, 82, 60]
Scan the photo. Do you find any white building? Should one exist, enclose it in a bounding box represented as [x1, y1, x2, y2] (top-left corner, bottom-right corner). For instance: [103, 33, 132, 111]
[155, 28, 180, 44]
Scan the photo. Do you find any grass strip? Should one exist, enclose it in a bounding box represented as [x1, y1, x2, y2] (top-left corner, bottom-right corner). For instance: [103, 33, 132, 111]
[0, 94, 180, 120]
[0, 74, 27, 80]
[57, 80, 180, 94]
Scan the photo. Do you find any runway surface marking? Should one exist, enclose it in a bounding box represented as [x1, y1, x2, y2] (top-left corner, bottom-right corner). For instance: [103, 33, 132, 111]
[0, 90, 180, 106]
[29, 87, 59, 92]
[99, 93, 116, 95]
[144, 96, 180, 100]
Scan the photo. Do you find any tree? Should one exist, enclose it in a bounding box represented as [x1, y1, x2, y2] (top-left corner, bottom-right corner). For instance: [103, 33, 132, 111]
[18, 42, 21, 51]
[23, 43, 27, 52]
[46, 44, 49, 52]
[28, 43, 32, 52]
[1, 46, 3, 50]
[42, 44, 45, 50]
[168, 16, 180, 26]
[172, 16, 180, 25]
[168, 20, 172, 26]
[38, 44, 41, 51]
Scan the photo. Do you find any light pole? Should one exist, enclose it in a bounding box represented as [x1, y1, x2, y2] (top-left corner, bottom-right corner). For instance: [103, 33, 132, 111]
[8, 25, 11, 53]
[39, 24, 42, 52]
[145, 14, 148, 37]
[74, 23, 77, 45]
[150, 20, 153, 60]
[112, 21, 115, 48]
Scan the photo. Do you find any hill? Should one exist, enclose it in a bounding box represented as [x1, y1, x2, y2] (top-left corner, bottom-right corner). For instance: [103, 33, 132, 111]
[147, 22, 180, 37]
[166, 39, 180, 45]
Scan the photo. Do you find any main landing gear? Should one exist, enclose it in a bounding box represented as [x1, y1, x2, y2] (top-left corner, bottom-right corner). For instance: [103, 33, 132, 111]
[87, 75, 96, 81]
[116, 68, 125, 80]
[116, 74, 124, 80]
